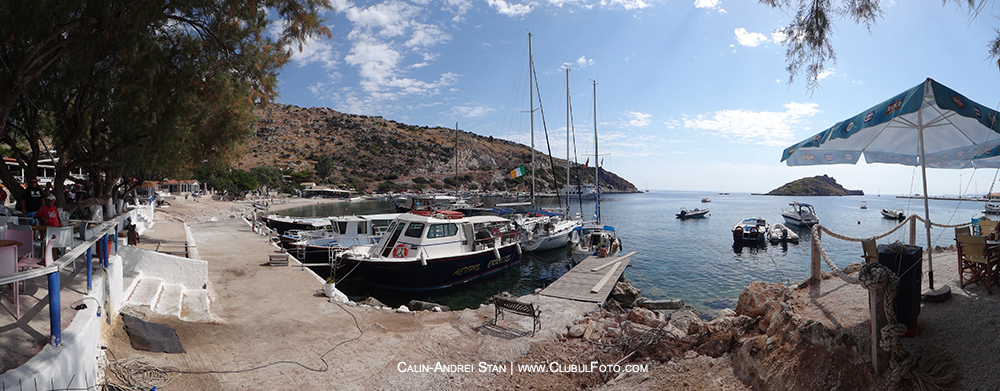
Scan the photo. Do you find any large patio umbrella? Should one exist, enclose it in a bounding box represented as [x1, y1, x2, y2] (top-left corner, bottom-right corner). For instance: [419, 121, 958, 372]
[781, 78, 1000, 298]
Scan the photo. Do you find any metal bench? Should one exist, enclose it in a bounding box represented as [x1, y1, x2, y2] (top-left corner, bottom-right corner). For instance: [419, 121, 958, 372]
[491, 295, 541, 336]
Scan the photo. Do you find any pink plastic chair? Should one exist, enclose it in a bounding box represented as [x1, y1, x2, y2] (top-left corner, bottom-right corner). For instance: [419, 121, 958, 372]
[3, 228, 34, 261]
[19, 236, 55, 270]
[0, 245, 20, 319]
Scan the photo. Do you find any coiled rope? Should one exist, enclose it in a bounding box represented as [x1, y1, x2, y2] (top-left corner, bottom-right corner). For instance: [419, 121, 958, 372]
[812, 220, 961, 390]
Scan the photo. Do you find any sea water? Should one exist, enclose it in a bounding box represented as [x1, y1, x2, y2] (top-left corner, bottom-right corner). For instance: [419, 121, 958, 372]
[280, 191, 985, 314]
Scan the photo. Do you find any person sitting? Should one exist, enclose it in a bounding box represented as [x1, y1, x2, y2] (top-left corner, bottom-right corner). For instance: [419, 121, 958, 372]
[35, 194, 61, 227]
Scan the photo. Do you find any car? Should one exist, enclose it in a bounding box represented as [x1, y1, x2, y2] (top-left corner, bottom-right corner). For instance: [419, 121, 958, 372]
[192, 190, 204, 197]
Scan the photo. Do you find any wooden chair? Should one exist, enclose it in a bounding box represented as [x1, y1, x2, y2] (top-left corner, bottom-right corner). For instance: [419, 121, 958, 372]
[956, 234, 998, 294]
[980, 220, 998, 237]
[861, 238, 878, 263]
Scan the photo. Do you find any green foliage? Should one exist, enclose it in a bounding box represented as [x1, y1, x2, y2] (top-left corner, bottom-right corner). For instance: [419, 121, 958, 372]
[377, 181, 393, 192]
[0, 0, 333, 200]
[314, 155, 334, 178]
[250, 165, 282, 190]
[412, 176, 428, 184]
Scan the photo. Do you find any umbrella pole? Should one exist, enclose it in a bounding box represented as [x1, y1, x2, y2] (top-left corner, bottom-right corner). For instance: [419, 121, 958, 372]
[917, 108, 951, 302]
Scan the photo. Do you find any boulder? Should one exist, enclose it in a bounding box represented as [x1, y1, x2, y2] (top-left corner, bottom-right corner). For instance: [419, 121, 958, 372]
[610, 279, 641, 308]
[627, 307, 661, 327]
[636, 298, 685, 310]
[568, 323, 586, 338]
[736, 282, 789, 318]
[357, 297, 386, 308]
[669, 310, 704, 335]
[407, 300, 450, 312]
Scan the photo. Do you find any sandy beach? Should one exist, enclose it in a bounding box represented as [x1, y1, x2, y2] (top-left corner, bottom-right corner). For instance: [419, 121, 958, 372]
[101, 196, 995, 390]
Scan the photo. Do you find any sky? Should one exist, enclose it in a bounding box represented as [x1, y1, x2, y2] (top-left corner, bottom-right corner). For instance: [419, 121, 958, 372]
[272, 0, 1000, 196]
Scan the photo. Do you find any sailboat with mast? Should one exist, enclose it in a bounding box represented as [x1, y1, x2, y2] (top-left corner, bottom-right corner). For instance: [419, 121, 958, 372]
[514, 34, 582, 252]
[568, 80, 622, 263]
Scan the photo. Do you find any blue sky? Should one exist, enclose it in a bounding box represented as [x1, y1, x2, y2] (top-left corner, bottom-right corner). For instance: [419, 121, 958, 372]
[273, 0, 1000, 196]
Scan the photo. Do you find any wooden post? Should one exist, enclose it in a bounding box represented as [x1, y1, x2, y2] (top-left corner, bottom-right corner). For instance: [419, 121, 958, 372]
[909, 218, 916, 245]
[869, 281, 889, 375]
[811, 228, 821, 282]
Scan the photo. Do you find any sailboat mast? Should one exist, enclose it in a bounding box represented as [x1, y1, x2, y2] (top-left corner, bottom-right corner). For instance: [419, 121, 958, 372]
[566, 69, 571, 205]
[593, 80, 600, 224]
[529, 33, 535, 206]
[454, 122, 459, 194]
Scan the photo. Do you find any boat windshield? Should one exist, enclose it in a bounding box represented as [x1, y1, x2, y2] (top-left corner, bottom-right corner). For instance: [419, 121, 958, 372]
[379, 222, 406, 257]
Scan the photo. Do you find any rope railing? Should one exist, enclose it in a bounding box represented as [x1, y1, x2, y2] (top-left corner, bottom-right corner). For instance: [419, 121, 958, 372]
[810, 215, 961, 390]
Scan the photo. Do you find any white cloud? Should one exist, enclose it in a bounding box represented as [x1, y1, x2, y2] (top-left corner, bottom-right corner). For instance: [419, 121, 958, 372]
[563, 55, 595, 70]
[816, 68, 835, 80]
[600, 0, 650, 11]
[734, 28, 768, 47]
[451, 104, 495, 118]
[693, 0, 724, 12]
[771, 30, 788, 44]
[488, 0, 533, 18]
[671, 102, 821, 146]
[624, 111, 651, 127]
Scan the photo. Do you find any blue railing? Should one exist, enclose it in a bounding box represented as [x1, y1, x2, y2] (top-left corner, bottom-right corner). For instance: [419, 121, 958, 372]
[0, 213, 127, 345]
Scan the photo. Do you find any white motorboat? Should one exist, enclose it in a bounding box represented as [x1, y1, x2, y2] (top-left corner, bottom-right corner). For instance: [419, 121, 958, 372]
[881, 209, 906, 220]
[701, 197, 712, 203]
[337, 211, 522, 291]
[561, 184, 598, 200]
[733, 217, 768, 244]
[985, 202, 1000, 214]
[568, 223, 622, 263]
[860, 201, 868, 209]
[289, 213, 400, 264]
[782, 201, 819, 227]
[767, 223, 800, 244]
[676, 208, 709, 219]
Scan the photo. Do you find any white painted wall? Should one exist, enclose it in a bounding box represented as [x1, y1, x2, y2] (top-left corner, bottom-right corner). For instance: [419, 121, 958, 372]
[0, 275, 107, 389]
[119, 246, 208, 290]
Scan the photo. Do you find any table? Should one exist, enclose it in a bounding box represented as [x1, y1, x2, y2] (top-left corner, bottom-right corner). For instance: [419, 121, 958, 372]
[0, 240, 23, 248]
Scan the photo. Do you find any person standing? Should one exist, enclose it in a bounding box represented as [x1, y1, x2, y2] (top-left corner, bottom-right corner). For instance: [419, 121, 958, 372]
[36, 194, 60, 227]
[20, 178, 43, 217]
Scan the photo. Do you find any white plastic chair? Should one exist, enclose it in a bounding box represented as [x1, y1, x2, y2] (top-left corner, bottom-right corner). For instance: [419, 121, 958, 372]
[46, 226, 75, 261]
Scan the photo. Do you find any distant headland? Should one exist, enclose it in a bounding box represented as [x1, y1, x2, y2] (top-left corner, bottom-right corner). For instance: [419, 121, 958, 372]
[764, 175, 864, 196]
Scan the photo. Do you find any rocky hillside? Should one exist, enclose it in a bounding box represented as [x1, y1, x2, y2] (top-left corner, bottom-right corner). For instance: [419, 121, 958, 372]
[766, 175, 863, 196]
[235, 103, 637, 193]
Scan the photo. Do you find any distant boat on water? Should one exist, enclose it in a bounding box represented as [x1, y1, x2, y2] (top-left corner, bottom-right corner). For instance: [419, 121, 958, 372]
[676, 208, 709, 220]
[781, 201, 819, 227]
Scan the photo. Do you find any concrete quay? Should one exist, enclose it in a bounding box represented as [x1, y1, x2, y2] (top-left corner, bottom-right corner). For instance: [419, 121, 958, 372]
[105, 213, 600, 390]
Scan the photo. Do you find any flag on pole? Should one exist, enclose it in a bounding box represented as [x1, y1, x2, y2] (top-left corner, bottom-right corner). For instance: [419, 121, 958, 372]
[510, 165, 527, 178]
[584, 158, 589, 167]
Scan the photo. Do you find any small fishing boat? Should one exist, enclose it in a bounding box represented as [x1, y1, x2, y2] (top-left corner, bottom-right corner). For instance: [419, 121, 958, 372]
[767, 223, 799, 244]
[701, 197, 712, 203]
[984, 202, 1000, 214]
[337, 211, 522, 291]
[733, 217, 768, 244]
[860, 201, 868, 209]
[676, 208, 709, 220]
[782, 202, 819, 227]
[881, 209, 906, 220]
[262, 215, 331, 235]
[288, 213, 400, 264]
